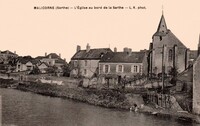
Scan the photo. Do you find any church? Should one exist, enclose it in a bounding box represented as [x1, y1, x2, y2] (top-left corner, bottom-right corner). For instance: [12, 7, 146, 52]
[148, 14, 191, 77]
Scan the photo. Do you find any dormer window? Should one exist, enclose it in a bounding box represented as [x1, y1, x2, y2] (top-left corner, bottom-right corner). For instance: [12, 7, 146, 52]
[100, 53, 104, 58]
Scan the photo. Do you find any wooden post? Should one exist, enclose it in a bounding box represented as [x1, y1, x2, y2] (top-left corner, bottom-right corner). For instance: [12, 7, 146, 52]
[162, 45, 165, 94]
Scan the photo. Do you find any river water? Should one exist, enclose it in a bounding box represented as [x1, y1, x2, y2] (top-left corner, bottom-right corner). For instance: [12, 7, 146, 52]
[0, 88, 198, 126]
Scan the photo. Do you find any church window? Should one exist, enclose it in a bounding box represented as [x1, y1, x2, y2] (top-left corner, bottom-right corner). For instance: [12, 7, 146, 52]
[160, 36, 162, 41]
[168, 49, 173, 61]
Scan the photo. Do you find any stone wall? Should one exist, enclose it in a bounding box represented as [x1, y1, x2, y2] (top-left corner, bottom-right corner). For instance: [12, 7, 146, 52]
[193, 56, 200, 115]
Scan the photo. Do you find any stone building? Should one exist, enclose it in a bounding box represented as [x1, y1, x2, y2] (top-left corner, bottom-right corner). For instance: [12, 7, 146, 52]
[98, 48, 148, 84]
[70, 44, 112, 78]
[193, 55, 200, 114]
[148, 14, 189, 76]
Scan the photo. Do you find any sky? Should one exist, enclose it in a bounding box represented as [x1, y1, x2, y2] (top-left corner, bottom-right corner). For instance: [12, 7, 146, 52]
[0, 0, 200, 62]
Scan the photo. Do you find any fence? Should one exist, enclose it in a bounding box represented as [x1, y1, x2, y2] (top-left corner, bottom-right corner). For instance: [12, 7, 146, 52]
[147, 92, 171, 108]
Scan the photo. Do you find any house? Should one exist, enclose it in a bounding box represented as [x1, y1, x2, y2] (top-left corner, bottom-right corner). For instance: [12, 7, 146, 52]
[36, 53, 66, 67]
[70, 44, 113, 78]
[37, 62, 49, 73]
[16, 56, 40, 73]
[0, 50, 18, 64]
[98, 48, 148, 84]
[148, 14, 191, 77]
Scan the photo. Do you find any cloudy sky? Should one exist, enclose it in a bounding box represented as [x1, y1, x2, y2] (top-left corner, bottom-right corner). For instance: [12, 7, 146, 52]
[0, 0, 199, 61]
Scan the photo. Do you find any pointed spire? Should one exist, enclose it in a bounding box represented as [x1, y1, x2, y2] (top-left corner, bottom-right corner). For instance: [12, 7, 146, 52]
[156, 12, 168, 34]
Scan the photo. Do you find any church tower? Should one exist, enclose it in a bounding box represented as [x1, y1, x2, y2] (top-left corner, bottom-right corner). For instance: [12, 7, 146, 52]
[150, 13, 188, 76]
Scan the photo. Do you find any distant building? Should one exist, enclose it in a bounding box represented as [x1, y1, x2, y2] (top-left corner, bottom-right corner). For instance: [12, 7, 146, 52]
[0, 50, 18, 64]
[148, 14, 190, 76]
[36, 53, 66, 69]
[37, 62, 49, 73]
[70, 44, 112, 78]
[98, 48, 148, 84]
[16, 56, 40, 72]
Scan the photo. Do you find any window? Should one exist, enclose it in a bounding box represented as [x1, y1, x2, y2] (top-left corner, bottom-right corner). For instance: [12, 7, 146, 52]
[168, 49, 173, 61]
[85, 60, 87, 66]
[74, 61, 78, 67]
[116, 65, 123, 73]
[160, 36, 162, 41]
[132, 65, 139, 73]
[84, 69, 87, 75]
[104, 65, 110, 73]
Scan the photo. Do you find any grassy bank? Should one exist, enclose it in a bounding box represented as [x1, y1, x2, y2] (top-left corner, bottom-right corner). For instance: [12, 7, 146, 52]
[16, 81, 139, 109]
[0, 78, 18, 88]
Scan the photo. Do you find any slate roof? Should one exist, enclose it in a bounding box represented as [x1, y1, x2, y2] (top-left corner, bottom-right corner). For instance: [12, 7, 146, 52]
[46, 53, 60, 59]
[0, 50, 17, 56]
[99, 51, 146, 63]
[38, 62, 49, 67]
[17, 56, 40, 65]
[71, 48, 112, 60]
[35, 53, 66, 64]
[35, 53, 60, 59]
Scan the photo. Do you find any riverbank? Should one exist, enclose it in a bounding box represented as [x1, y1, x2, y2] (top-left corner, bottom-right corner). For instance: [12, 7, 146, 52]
[0, 78, 200, 124]
[16, 81, 144, 110]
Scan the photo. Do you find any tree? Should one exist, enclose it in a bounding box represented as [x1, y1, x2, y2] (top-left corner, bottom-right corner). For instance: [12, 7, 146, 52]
[168, 67, 178, 85]
[62, 64, 70, 77]
[30, 66, 40, 75]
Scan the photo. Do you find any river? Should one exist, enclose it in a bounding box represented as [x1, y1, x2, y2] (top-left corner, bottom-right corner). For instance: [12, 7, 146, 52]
[0, 88, 198, 126]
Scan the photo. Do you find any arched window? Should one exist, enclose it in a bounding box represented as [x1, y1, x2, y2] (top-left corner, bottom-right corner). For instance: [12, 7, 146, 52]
[168, 49, 173, 61]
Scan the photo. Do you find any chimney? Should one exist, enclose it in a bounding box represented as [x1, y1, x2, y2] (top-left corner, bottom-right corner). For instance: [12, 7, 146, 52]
[77, 45, 81, 52]
[14, 51, 16, 54]
[59, 53, 61, 58]
[64, 58, 66, 62]
[6, 50, 9, 54]
[45, 52, 47, 56]
[49, 55, 51, 59]
[86, 43, 90, 53]
[128, 48, 132, 56]
[114, 47, 117, 52]
[198, 34, 200, 56]
[123, 47, 129, 53]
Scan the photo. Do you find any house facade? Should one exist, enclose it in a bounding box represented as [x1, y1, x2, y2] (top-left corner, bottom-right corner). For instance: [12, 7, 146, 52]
[148, 14, 190, 77]
[99, 48, 148, 84]
[70, 44, 112, 78]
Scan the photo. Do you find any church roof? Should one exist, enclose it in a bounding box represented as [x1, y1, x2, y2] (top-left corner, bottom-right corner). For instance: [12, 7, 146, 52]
[153, 14, 187, 48]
